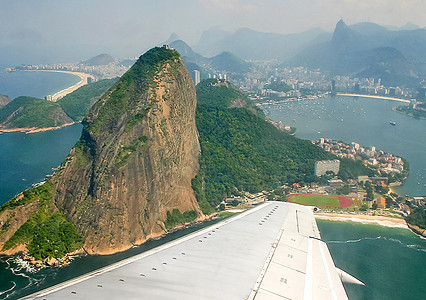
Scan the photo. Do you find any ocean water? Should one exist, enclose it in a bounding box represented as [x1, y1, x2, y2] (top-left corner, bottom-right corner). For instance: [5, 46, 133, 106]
[0, 71, 80, 100]
[264, 95, 426, 197]
[0, 124, 83, 206]
[317, 220, 426, 300]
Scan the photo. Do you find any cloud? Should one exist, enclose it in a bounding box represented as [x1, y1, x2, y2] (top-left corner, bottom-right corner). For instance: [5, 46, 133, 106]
[197, 0, 258, 11]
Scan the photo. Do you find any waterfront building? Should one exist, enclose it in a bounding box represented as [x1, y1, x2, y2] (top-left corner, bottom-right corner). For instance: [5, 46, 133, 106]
[314, 159, 340, 177]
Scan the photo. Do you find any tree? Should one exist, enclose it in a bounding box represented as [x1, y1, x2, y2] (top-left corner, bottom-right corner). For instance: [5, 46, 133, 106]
[372, 202, 378, 210]
[231, 200, 239, 207]
[385, 196, 393, 208]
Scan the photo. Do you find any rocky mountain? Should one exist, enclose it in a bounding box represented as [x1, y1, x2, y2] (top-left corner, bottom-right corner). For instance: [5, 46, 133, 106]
[0, 47, 203, 256]
[193, 27, 329, 60]
[210, 51, 251, 73]
[168, 40, 251, 83]
[169, 40, 208, 65]
[290, 19, 423, 86]
[0, 94, 11, 108]
[82, 53, 115, 66]
[52, 47, 203, 254]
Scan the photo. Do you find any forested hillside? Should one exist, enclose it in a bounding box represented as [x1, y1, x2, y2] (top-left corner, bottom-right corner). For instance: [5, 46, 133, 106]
[192, 79, 334, 212]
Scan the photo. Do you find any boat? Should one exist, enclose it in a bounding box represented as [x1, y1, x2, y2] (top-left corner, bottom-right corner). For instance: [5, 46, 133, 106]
[390, 121, 396, 125]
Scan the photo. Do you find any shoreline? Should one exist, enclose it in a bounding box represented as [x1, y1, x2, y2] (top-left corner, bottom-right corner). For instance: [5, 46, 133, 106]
[337, 93, 411, 103]
[315, 212, 408, 229]
[0, 122, 76, 134]
[23, 70, 94, 101]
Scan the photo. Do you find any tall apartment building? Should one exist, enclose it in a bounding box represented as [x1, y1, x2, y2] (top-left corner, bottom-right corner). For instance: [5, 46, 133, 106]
[314, 159, 340, 177]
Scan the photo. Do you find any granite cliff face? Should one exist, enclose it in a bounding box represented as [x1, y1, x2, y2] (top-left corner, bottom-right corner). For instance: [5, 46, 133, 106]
[0, 94, 11, 108]
[0, 47, 203, 256]
[51, 47, 202, 254]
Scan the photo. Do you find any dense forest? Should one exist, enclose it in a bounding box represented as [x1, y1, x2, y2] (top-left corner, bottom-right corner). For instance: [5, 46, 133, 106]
[406, 207, 426, 230]
[192, 79, 334, 213]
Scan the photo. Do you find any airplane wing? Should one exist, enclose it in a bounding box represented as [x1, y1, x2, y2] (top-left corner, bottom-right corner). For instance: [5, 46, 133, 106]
[23, 202, 362, 300]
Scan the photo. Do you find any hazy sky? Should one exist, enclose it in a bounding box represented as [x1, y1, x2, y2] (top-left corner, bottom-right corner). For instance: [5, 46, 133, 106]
[0, 0, 425, 62]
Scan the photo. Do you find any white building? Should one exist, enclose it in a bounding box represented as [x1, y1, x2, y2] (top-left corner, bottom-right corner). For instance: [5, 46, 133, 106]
[315, 159, 340, 177]
[193, 70, 200, 86]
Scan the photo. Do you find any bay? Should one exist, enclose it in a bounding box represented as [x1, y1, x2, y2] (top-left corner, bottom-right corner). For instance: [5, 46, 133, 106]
[0, 124, 83, 206]
[263, 95, 426, 197]
[0, 71, 80, 100]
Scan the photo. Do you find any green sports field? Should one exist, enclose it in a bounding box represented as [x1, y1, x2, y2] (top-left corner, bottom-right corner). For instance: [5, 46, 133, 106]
[288, 194, 340, 207]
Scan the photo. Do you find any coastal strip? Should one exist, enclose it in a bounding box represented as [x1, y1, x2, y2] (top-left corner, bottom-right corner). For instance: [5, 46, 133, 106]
[0, 122, 75, 134]
[338, 93, 411, 103]
[25, 70, 94, 101]
[315, 213, 408, 229]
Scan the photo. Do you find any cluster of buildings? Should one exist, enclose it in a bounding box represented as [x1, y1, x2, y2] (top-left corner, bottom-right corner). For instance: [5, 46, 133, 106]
[7, 61, 129, 80]
[235, 63, 418, 102]
[313, 139, 406, 177]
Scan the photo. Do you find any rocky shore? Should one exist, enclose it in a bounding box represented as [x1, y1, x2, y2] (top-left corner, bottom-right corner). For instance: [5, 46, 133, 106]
[17, 248, 85, 269]
[407, 223, 426, 238]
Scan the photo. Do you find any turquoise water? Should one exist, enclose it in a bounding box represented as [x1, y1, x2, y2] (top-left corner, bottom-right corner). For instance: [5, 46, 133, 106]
[264, 96, 426, 197]
[317, 220, 426, 300]
[0, 125, 83, 206]
[0, 71, 80, 99]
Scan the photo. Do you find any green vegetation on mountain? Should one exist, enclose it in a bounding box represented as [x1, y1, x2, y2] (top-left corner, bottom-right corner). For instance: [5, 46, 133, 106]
[395, 105, 426, 120]
[193, 79, 333, 212]
[338, 158, 376, 180]
[58, 78, 117, 121]
[0, 96, 72, 129]
[0, 182, 53, 214]
[86, 47, 180, 137]
[0, 79, 116, 130]
[164, 209, 198, 229]
[406, 207, 426, 230]
[1, 182, 82, 259]
[264, 81, 292, 93]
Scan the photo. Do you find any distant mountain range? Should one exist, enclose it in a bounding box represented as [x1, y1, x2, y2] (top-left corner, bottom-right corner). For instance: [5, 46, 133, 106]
[290, 19, 425, 86]
[192, 27, 329, 61]
[167, 39, 253, 82]
[164, 20, 424, 87]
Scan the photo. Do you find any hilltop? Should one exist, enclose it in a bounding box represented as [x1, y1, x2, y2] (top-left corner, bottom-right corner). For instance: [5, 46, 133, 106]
[0, 96, 73, 130]
[81, 54, 115, 66]
[290, 19, 424, 86]
[0, 47, 202, 257]
[0, 79, 116, 132]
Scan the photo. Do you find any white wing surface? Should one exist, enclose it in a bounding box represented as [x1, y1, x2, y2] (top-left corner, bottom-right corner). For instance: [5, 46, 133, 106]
[23, 202, 358, 300]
